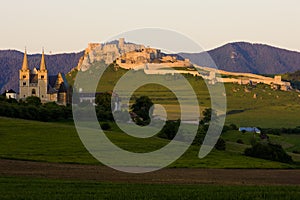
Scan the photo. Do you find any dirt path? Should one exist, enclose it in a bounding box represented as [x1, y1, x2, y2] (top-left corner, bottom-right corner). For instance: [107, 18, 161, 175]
[0, 159, 300, 185]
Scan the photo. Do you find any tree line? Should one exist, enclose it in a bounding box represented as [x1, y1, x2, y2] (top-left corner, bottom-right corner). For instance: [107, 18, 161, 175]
[0, 96, 72, 122]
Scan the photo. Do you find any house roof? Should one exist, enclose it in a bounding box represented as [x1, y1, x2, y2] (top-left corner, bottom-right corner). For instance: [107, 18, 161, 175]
[239, 127, 261, 133]
[6, 89, 16, 94]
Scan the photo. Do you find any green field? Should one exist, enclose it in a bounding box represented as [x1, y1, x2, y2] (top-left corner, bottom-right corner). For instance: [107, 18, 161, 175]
[0, 177, 299, 200]
[0, 117, 299, 168]
[3, 65, 300, 199]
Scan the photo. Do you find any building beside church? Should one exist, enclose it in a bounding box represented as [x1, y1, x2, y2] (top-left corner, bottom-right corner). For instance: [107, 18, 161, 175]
[2, 89, 17, 99]
[19, 49, 70, 105]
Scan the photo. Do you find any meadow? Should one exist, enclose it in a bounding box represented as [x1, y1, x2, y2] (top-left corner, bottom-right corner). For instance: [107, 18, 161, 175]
[1, 64, 300, 199]
[0, 117, 299, 168]
[0, 177, 300, 200]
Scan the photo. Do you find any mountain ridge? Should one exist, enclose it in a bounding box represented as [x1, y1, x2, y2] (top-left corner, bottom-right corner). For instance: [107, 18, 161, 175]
[2, 42, 300, 92]
[181, 42, 300, 75]
[0, 50, 84, 92]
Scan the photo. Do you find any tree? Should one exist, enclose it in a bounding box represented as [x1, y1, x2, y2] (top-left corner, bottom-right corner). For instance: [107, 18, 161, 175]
[95, 93, 114, 122]
[200, 108, 217, 125]
[131, 96, 154, 125]
[158, 120, 180, 140]
[95, 92, 113, 111]
[25, 96, 41, 106]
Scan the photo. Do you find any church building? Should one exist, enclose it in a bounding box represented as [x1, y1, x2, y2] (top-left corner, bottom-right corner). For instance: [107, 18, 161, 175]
[19, 49, 70, 105]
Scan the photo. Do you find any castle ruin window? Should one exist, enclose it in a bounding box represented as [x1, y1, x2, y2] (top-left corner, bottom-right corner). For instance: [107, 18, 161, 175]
[32, 89, 36, 95]
[23, 75, 26, 79]
[41, 75, 44, 79]
[23, 82, 26, 86]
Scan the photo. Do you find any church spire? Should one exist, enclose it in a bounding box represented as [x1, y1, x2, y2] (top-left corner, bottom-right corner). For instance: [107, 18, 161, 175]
[21, 48, 29, 71]
[40, 48, 47, 71]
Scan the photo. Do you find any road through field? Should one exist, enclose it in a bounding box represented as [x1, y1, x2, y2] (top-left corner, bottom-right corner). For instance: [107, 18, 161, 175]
[0, 159, 299, 185]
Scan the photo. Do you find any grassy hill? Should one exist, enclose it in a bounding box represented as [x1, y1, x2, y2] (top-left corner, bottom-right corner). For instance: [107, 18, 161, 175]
[67, 63, 300, 128]
[0, 117, 299, 168]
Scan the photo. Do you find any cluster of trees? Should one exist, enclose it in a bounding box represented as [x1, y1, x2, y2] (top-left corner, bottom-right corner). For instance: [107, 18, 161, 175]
[245, 142, 293, 163]
[261, 127, 300, 135]
[282, 70, 300, 90]
[0, 96, 72, 122]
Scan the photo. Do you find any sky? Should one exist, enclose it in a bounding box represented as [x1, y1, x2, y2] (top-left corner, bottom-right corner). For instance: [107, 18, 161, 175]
[0, 0, 299, 54]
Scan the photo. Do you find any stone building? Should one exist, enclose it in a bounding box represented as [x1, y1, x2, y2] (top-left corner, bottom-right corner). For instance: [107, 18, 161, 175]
[19, 49, 70, 105]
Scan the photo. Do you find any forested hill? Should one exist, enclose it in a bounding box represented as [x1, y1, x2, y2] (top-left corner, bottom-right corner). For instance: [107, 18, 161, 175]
[0, 50, 84, 92]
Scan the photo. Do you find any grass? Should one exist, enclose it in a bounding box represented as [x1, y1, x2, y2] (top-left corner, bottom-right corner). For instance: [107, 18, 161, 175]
[0, 176, 300, 200]
[0, 117, 299, 168]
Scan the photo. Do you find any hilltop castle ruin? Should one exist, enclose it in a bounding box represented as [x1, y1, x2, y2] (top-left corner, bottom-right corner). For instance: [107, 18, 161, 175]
[76, 38, 191, 71]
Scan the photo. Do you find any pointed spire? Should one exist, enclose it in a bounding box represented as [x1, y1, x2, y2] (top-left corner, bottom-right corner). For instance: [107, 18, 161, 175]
[40, 47, 47, 71]
[21, 47, 29, 71]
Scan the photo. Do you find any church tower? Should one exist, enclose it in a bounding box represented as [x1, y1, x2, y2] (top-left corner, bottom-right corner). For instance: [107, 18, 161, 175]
[37, 49, 48, 102]
[19, 49, 30, 99]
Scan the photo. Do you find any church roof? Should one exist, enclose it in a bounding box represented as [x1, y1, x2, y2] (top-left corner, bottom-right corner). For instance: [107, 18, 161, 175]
[40, 49, 47, 71]
[48, 75, 59, 89]
[21, 49, 29, 70]
[48, 73, 69, 94]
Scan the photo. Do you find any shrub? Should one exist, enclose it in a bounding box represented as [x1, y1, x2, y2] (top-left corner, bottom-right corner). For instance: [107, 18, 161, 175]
[158, 120, 180, 140]
[236, 139, 244, 144]
[101, 123, 111, 131]
[229, 124, 238, 130]
[215, 138, 226, 151]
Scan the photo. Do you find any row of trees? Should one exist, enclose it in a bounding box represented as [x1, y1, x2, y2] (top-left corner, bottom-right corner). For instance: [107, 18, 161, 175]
[0, 96, 72, 121]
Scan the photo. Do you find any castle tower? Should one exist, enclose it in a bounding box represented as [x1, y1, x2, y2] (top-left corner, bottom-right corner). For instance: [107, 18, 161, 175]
[19, 49, 30, 99]
[119, 38, 125, 49]
[37, 48, 48, 102]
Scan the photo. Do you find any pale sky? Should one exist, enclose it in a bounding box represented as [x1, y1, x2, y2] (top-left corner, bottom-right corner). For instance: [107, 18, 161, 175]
[1, 0, 299, 53]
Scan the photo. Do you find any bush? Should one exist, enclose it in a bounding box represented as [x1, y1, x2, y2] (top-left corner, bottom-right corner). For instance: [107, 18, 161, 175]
[192, 127, 206, 146]
[101, 123, 111, 131]
[229, 124, 238, 130]
[236, 139, 244, 144]
[245, 142, 293, 163]
[215, 138, 226, 151]
[158, 120, 180, 140]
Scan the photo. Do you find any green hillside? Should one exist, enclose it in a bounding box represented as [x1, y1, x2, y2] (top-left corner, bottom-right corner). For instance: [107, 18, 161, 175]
[0, 117, 299, 168]
[67, 63, 300, 128]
